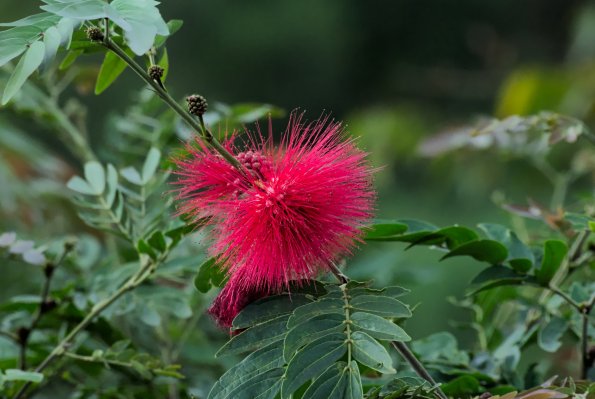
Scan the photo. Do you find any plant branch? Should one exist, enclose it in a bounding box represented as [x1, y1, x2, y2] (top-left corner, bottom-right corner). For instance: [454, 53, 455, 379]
[546, 285, 582, 313]
[0, 330, 19, 343]
[391, 342, 448, 399]
[328, 261, 448, 399]
[581, 292, 595, 379]
[101, 38, 243, 172]
[17, 243, 73, 370]
[12, 254, 161, 399]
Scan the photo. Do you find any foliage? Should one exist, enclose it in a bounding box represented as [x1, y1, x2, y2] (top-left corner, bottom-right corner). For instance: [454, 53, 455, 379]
[0, 1, 593, 399]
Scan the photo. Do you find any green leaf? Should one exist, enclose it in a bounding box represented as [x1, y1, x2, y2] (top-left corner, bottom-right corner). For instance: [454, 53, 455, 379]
[233, 294, 310, 329]
[84, 161, 106, 194]
[194, 257, 226, 293]
[351, 331, 395, 374]
[412, 225, 479, 249]
[441, 375, 481, 397]
[350, 295, 411, 318]
[2, 40, 45, 105]
[59, 49, 82, 70]
[67, 176, 97, 195]
[137, 239, 157, 260]
[467, 265, 530, 295]
[479, 223, 534, 272]
[42, 25, 61, 66]
[538, 316, 568, 352]
[364, 219, 438, 242]
[41, 0, 112, 20]
[442, 239, 508, 264]
[282, 333, 347, 398]
[216, 315, 288, 357]
[287, 297, 344, 328]
[346, 361, 363, 399]
[142, 147, 161, 183]
[110, 0, 169, 55]
[302, 363, 348, 399]
[154, 19, 183, 48]
[350, 312, 411, 341]
[158, 47, 169, 81]
[364, 221, 407, 240]
[411, 332, 469, 365]
[95, 50, 129, 94]
[3, 369, 44, 383]
[536, 239, 568, 285]
[147, 231, 166, 252]
[284, 313, 344, 361]
[208, 343, 284, 399]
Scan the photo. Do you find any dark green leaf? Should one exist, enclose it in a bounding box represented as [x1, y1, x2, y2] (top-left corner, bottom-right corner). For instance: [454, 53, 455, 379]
[287, 297, 344, 328]
[468, 266, 530, 295]
[59, 49, 82, 70]
[147, 231, 166, 252]
[233, 294, 310, 329]
[282, 333, 347, 398]
[442, 239, 508, 264]
[350, 295, 411, 318]
[209, 343, 284, 399]
[302, 362, 346, 399]
[479, 223, 534, 272]
[284, 313, 344, 361]
[536, 240, 568, 285]
[351, 331, 395, 374]
[441, 375, 481, 397]
[412, 225, 479, 249]
[136, 239, 156, 260]
[364, 221, 407, 240]
[194, 257, 225, 293]
[216, 315, 288, 357]
[346, 361, 363, 399]
[350, 312, 410, 341]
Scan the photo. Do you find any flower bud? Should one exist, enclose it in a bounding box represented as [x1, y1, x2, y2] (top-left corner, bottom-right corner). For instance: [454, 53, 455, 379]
[186, 94, 208, 116]
[85, 27, 104, 42]
[148, 65, 164, 81]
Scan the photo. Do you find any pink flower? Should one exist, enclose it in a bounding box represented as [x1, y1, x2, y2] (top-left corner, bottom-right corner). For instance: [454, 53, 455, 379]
[173, 112, 375, 326]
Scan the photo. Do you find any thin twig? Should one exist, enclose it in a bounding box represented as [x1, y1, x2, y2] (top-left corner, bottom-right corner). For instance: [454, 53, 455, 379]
[545, 285, 582, 313]
[100, 36, 244, 172]
[12, 254, 162, 399]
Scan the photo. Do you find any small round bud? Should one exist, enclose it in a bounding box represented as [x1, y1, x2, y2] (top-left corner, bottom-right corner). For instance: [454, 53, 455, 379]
[85, 27, 104, 42]
[148, 65, 164, 81]
[186, 94, 208, 116]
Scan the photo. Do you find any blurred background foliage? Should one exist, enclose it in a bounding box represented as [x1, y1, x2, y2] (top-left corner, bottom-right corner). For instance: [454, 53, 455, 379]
[1, 0, 595, 395]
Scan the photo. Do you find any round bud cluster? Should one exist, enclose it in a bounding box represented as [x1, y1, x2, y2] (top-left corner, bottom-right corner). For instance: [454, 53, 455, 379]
[148, 65, 164, 81]
[85, 27, 104, 42]
[186, 94, 208, 116]
[237, 151, 271, 177]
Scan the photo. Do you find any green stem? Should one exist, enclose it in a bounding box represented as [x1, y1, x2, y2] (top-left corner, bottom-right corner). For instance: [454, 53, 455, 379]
[44, 97, 97, 164]
[101, 38, 243, 172]
[391, 342, 448, 399]
[12, 256, 156, 399]
[327, 262, 448, 399]
[340, 284, 353, 367]
[582, 293, 595, 379]
[546, 285, 582, 313]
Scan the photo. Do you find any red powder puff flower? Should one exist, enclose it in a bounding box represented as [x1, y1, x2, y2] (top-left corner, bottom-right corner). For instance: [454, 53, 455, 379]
[173, 112, 375, 327]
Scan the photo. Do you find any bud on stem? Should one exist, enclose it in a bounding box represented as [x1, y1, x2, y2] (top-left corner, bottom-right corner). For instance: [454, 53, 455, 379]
[186, 94, 208, 116]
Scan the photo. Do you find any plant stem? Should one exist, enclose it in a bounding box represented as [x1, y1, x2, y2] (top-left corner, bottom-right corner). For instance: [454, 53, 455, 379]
[44, 96, 97, 164]
[327, 262, 448, 399]
[546, 285, 582, 313]
[12, 256, 157, 399]
[101, 38, 243, 172]
[581, 293, 595, 379]
[391, 342, 448, 399]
